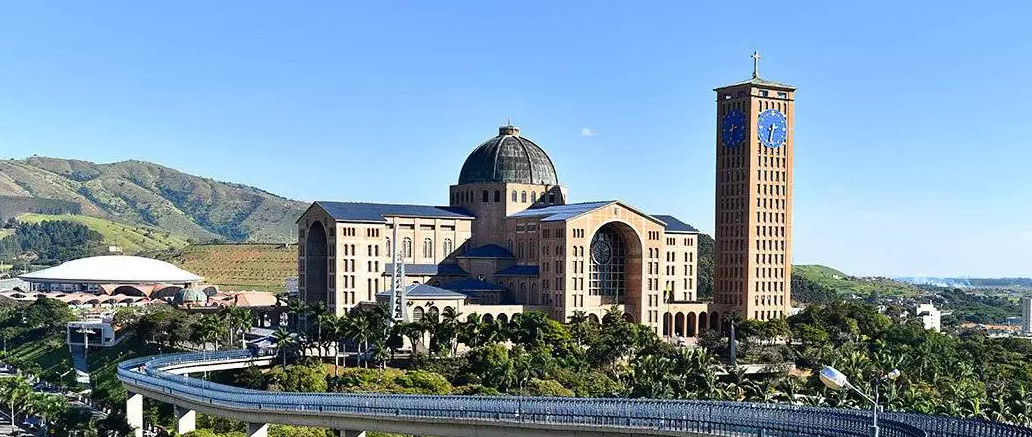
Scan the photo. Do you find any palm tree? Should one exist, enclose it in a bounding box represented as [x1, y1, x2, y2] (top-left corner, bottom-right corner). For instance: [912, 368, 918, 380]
[0, 376, 32, 427]
[271, 327, 297, 366]
[286, 297, 309, 332]
[334, 314, 358, 373]
[197, 314, 223, 351]
[314, 311, 337, 356]
[439, 306, 463, 356]
[567, 310, 593, 347]
[223, 306, 253, 348]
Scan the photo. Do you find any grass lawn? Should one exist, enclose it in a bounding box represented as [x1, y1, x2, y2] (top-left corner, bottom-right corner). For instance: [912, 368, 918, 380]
[17, 213, 189, 254]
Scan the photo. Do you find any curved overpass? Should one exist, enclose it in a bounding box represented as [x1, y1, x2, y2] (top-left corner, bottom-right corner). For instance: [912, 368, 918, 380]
[117, 350, 1028, 437]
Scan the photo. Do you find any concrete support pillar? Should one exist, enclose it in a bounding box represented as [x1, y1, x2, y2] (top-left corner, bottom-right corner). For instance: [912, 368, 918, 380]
[247, 422, 269, 437]
[176, 408, 196, 435]
[339, 430, 367, 437]
[126, 392, 143, 437]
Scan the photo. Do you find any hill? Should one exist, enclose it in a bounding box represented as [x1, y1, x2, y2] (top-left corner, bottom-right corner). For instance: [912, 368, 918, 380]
[0, 157, 306, 243]
[17, 213, 188, 254]
[149, 244, 296, 292]
[791, 264, 921, 303]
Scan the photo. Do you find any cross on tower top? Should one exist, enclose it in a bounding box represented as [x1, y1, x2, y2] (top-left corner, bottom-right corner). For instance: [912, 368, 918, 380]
[751, 51, 762, 78]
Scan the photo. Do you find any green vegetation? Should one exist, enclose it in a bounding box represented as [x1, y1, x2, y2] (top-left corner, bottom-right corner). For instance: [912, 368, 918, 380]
[0, 157, 305, 243]
[0, 219, 104, 264]
[939, 288, 1020, 324]
[18, 213, 188, 254]
[791, 264, 921, 303]
[150, 244, 296, 292]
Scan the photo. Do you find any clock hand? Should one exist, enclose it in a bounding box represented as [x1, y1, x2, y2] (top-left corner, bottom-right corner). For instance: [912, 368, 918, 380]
[767, 124, 775, 142]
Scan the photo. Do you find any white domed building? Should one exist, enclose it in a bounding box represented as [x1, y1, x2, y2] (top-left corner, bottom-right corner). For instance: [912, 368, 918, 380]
[19, 255, 208, 299]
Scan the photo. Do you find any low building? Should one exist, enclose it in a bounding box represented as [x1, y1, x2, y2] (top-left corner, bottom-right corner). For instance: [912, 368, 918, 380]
[20, 255, 205, 297]
[67, 319, 120, 348]
[916, 303, 941, 333]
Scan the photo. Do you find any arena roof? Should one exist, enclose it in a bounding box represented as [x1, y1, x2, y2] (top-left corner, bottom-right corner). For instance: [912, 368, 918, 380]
[20, 255, 203, 284]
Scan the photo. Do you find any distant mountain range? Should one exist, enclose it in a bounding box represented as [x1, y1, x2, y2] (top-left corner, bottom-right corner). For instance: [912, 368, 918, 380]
[0, 157, 306, 243]
[896, 277, 1032, 289]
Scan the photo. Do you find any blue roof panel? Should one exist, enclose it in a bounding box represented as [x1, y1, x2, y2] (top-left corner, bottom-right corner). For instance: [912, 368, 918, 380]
[508, 201, 612, 222]
[316, 202, 475, 223]
[382, 263, 467, 276]
[443, 278, 507, 292]
[495, 265, 540, 276]
[653, 214, 699, 234]
[460, 244, 514, 258]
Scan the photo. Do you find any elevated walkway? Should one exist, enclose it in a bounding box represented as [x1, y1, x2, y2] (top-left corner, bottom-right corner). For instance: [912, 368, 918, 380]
[118, 350, 1030, 437]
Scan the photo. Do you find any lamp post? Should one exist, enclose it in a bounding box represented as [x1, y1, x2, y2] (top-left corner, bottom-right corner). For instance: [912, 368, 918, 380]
[819, 366, 900, 437]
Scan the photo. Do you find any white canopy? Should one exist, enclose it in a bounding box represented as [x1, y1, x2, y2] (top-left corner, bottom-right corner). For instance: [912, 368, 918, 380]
[20, 255, 202, 284]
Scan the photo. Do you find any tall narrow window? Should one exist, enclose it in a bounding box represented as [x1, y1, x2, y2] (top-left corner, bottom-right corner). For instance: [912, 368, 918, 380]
[494, 190, 500, 202]
[482, 190, 489, 202]
[385, 238, 391, 257]
[443, 238, 453, 256]
[531, 191, 537, 202]
[521, 191, 527, 203]
[512, 190, 517, 201]
[402, 238, 412, 257]
[423, 237, 434, 258]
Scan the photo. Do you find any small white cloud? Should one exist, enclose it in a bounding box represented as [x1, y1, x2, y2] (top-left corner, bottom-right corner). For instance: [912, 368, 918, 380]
[580, 127, 598, 137]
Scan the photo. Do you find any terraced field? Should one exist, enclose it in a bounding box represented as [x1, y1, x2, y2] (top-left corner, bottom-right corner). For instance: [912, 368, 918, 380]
[157, 244, 297, 292]
[17, 213, 189, 253]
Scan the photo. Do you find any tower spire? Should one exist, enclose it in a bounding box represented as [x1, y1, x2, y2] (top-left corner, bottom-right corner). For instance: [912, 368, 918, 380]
[751, 50, 762, 78]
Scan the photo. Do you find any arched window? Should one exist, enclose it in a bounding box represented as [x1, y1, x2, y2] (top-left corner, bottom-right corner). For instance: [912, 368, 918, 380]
[385, 238, 391, 257]
[494, 190, 500, 202]
[531, 191, 537, 202]
[482, 190, 489, 202]
[443, 238, 453, 256]
[423, 237, 434, 258]
[512, 190, 518, 201]
[412, 306, 424, 322]
[402, 238, 412, 257]
[521, 191, 527, 203]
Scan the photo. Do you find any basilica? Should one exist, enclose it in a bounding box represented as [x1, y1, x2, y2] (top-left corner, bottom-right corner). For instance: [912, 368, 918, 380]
[297, 124, 710, 337]
[299, 62, 795, 338]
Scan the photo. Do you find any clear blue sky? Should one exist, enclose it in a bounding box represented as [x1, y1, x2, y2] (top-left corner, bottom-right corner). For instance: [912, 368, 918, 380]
[0, 1, 1030, 277]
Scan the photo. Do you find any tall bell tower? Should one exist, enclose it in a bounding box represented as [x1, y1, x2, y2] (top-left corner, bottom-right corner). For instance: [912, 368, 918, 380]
[712, 52, 795, 320]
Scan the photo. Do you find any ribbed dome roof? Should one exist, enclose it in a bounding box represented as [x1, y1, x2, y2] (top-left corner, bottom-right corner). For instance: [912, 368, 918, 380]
[19, 255, 202, 283]
[458, 126, 559, 185]
[175, 288, 208, 304]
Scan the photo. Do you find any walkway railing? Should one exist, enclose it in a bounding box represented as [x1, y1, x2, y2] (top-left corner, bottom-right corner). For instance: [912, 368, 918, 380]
[117, 350, 1031, 437]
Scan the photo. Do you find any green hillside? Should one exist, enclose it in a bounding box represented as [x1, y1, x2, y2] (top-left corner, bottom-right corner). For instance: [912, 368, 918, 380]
[0, 157, 306, 243]
[792, 264, 921, 302]
[18, 213, 189, 253]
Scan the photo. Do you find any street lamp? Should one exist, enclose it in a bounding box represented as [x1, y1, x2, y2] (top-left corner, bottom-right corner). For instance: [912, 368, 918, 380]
[819, 366, 900, 437]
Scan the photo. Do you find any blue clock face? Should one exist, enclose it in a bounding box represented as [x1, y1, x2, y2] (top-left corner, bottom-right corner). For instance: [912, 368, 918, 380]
[721, 109, 747, 148]
[757, 109, 788, 148]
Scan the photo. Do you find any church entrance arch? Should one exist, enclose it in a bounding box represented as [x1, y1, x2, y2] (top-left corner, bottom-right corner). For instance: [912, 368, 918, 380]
[305, 222, 329, 310]
[588, 221, 642, 307]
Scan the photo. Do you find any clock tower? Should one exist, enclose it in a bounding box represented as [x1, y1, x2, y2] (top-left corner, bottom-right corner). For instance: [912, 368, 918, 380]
[713, 52, 795, 321]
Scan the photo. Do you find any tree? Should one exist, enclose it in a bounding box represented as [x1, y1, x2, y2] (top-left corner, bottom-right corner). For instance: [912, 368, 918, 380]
[197, 314, 224, 351]
[286, 297, 309, 332]
[272, 327, 298, 366]
[0, 375, 32, 426]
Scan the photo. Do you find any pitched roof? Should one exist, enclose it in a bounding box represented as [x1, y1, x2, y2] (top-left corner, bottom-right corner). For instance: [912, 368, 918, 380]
[458, 244, 514, 259]
[715, 75, 796, 91]
[442, 278, 507, 292]
[508, 201, 612, 221]
[382, 263, 467, 277]
[652, 215, 699, 234]
[375, 283, 468, 299]
[495, 265, 540, 276]
[313, 202, 475, 223]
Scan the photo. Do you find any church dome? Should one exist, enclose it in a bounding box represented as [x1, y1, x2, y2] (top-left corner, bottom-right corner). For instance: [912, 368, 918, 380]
[458, 125, 559, 185]
[175, 288, 208, 305]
